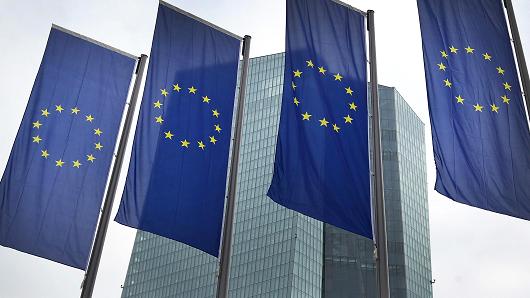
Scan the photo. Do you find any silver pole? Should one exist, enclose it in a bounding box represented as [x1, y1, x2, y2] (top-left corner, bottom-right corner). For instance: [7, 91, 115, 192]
[367, 10, 390, 298]
[81, 54, 148, 298]
[504, 0, 530, 122]
[216, 35, 251, 298]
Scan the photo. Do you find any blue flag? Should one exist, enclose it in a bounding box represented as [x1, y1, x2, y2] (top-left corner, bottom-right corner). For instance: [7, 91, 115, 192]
[115, 3, 241, 256]
[417, 0, 530, 219]
[267, 0, 372, 239]
[0, 27, 136, 269]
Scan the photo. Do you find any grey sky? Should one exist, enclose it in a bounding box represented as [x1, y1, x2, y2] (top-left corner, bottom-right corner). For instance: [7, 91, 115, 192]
[0, 0, 529, 297]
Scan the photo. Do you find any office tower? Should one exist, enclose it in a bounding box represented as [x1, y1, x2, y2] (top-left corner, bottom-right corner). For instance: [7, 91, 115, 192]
[120, 53, 432, 298]
[322, 85, 432, 298]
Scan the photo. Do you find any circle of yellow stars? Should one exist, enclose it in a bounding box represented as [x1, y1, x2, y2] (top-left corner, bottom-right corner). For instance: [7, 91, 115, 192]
[154, 83, 221, 151]
[437, 45, 513, 114]
[291, 59, 359, 133]
[32, 104, 102, 169]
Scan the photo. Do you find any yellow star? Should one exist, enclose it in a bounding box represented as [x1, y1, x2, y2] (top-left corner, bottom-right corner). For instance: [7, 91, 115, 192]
[202, 96, 211, 103]
[72, 160, 82, 168]
[293, 97, 300, 106]
[41, 150, 49, 159]
[95, 142, 103, 150]
[181, 139, 190, 148]
[443, 79, 452, 88]
[155, 115, 164, 124]
[32, 120, 42, 129]
[87, 154, 96, 163]
[55, 105, 64, 113]
[173, 84, 182, 92]
[496, 67, 505, 75]
[214, 124, 222, 133]
[153, 100, 163, 108]
[198, 141, 206, 150]
[32, 135, 42, 143]
[334, 73, 343, 81]
[483, 53, 492, 61]
[501, 95, 510, 104]
[86, 114, 94, 122]
[473, 103, 483, 112]
[344, 115, 353, 123]
[71, 107, 80, 114]
[437, 62, 447, 71]
[41, 109, 50, 117]
[209, 136, 217, 144]
[503, 82, 511, 91]
[465, 46, 475, 54]
[291, 81, 297, 90]
[318, 66, 326, 75]
[490, 104, 500, 113]
[455, 95, 465, 104]
[449, 46, 458, 54]
[293, 69, 302, 77]
[94, 128, 102, 136]
[301, 112, 311, 120]
[55, 159, 64, 167]
[332, 124, 340, 133]
[161, 89, 168, 97]
[345, 87, 353, 96]
[306, 60, 314, 68]
[212, 109, 220, 118]
[349, 102, 358, 111]
[319, 118, 329, 127]
[441, 50, 448, 58]
[164, 131, 173, 139]
[188, 86, 197, 94]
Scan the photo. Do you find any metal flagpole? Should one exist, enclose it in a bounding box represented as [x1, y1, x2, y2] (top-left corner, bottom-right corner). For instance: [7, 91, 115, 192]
[216, 35, 251, 298]
[367, 10, 390, 298]
[504, 0, 530, 122]
[81, 54, 148, 298]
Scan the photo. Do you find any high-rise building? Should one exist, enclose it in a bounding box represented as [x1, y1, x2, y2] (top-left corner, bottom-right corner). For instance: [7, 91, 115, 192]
[120, 53, 432, 298]
[322, 84, 432, 298]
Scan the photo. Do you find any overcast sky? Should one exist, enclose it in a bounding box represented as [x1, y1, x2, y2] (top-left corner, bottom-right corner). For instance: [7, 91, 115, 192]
[0, 0, 529, 297]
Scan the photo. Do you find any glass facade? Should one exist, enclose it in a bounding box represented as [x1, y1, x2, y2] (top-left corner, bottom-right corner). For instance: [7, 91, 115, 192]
[121, 53, 431, 298]
[322, 86, 432, 298]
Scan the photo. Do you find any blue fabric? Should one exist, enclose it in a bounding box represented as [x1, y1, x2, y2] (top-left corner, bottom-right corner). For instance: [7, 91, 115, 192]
[115, 4, 240, 257]
[418, 0, 530, 219]
[268, 0, 372, 239]
[0, 28, 135, 269]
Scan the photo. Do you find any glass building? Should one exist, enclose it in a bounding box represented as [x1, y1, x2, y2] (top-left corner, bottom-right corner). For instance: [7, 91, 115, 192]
[322, 85, 432, 298]
[120, 53, 432, 298]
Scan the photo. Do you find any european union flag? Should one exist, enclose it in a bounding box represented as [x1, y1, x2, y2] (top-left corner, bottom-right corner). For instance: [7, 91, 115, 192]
[115, 3, 241, 256]
[0, 26, 136, 269]
[268, 0, 372, 239]
[418, 0, 530, 219]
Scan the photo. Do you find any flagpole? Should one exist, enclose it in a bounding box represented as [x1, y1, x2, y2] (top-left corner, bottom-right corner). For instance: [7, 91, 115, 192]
[80, 54, 148, 298]
[367, 10, 390, 298]
[504, 0, 530, 122]
[216, 35, 251, 298]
